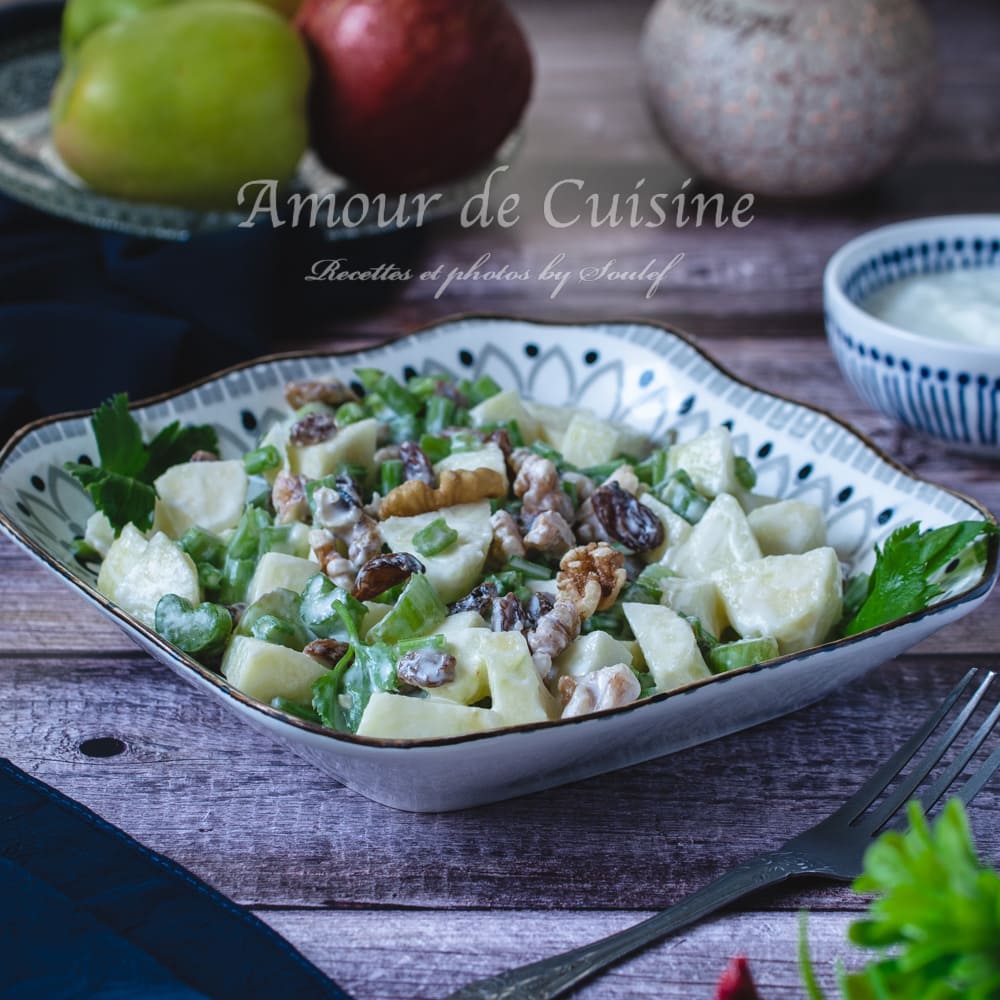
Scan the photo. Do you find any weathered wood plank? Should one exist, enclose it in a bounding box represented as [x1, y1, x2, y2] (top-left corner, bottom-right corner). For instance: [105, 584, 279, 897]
[4, 653, 997, 910]
[254, 908, 861, 1000]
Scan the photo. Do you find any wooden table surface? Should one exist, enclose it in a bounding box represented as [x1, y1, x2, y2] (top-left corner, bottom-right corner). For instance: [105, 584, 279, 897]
[4, 1, 1000, 997]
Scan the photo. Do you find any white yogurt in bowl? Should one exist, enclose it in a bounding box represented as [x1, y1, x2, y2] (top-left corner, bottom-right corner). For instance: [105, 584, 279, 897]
[824, 214, 1000, 454]
[863, 268, 1000, 348]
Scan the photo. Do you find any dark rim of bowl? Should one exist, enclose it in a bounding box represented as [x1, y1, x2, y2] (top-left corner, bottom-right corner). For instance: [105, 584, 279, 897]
[1, 314, 997, 750]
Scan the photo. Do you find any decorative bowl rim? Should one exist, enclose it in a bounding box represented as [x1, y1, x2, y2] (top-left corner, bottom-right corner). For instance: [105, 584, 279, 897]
[1, 314, 997, 750]
[823, 213, 1000, 360]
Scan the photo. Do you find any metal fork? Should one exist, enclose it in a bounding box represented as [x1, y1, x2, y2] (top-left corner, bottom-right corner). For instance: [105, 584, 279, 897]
[446, 668, 1000, 1000]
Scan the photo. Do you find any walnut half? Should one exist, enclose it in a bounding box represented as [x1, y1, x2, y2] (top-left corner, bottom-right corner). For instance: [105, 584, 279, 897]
[556, 541, 626, 619]
[379, 468, 506, 519]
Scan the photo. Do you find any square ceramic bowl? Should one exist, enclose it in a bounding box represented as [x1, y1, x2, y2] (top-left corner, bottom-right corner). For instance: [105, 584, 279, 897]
[1, 318, 997, 812]
[825, 214, 1000, 454]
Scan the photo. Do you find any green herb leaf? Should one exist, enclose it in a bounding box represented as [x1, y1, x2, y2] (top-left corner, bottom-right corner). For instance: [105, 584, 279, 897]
[90, 393, 147, 478]
[64, 462, 157, 533]
[144, 420, 218, 480]
[844, 521, 998, 636]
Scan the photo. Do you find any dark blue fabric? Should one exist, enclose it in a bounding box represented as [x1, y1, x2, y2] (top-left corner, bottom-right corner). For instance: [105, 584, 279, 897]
[0, 759, 351, 999]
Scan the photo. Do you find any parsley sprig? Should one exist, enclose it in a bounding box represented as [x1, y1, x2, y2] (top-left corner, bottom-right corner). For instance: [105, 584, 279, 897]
[801, 799, 1000, 999]
[65, 393, 218, 534]
[843, 520, 998, 637]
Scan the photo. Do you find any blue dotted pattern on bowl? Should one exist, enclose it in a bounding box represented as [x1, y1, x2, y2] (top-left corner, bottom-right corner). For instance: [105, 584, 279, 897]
[828, 234, 1000, 448]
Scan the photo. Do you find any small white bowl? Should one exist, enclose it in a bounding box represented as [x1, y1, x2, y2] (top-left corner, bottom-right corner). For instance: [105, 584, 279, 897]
[825, 215, 1000, 454]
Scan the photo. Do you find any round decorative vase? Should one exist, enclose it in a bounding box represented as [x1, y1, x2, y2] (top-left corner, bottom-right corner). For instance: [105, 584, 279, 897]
[639, 0, 934, 197]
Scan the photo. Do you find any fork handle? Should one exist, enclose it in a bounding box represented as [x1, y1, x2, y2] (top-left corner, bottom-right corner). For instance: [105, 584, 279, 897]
[444, 849, 808, 1000]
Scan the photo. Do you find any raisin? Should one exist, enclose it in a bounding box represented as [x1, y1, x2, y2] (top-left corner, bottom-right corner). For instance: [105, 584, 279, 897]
[525, 591, 555, 627]
[351, 552, 425, 601]
[491, 593, 527, 633]
[399, 441, 435, 485]
[590, 481, 664, 553]
[396, 648, 457, 688]
[289, 411, 338, 446]
[448, 581, 499, 617]
[303, 638, 351, 665]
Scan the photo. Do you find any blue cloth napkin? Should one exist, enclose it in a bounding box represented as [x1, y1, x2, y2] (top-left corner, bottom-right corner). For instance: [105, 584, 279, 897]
[0, 759, 351, 999]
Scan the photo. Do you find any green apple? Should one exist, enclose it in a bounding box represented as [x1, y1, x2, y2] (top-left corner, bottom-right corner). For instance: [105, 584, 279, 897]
[51, 0, 309, 209]
[61, 0, 172, 60]
[62, 0, 304, 59]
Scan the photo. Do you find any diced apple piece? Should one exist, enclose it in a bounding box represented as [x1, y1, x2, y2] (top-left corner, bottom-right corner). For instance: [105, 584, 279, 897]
[379, 500, 493, 603]
[469, 389, 541, 443]
[246, 552, 321, 605]
[621, 639, 645, 669]
[256, 420, 291, 482]
[712, 547, 843, 654]
[522, 399, 574, 448]
[361, 601, 392, 637]
[482, 631, 558, 725]
[668, 493, 761, 579]
[431, 610, 490, 633]
[667, 426, 739, 498]
[560, 411, 619, 468]
[435, 444, 508, 484]
[623, 603, 711, 691]
[153, 459, 248, 538]
[526, 578, 558, 596]
[84, 511, 115, 558]
[286, 418, 378, 480]
[222, 635, 328, 704]
[422, 628, 492, 705]
[555, 631, 634, 678]
[97, 526, 200, 627]
[357, 691, 501, 739]
[614, 421, 651, 461]
[748, 499, 827, 556]
[660, 577, 727, 638]
[639, 493, 692, 563]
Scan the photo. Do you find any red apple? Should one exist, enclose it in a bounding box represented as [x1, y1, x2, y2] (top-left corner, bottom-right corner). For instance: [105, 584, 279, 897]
[295, 0, 532, 191]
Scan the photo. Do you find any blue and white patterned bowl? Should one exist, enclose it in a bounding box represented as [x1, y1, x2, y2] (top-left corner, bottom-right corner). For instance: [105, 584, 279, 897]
[1, 318, 997, 811]
[825, 215, 1000, 454]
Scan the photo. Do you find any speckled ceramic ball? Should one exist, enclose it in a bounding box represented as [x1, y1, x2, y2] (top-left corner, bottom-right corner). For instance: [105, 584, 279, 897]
[640, 0, 934, 197]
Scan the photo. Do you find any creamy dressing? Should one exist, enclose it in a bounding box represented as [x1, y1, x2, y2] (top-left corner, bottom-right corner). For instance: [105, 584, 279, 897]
[862, 268, 1000, 348]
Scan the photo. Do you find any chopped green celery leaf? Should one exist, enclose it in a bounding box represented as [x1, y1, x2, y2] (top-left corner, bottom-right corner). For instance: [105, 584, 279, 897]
[708, 635, 776, 673]
[299, 574, 366, 641]
[734, 455, 757, 490]
[335, 401, 366, 426]
[632, 670, 658, 699]
[292, 402, 337, 420]
[635, 449, 669, 488]
[71, 538, 102, 563]
[468, 375, 503, 405]
[143, 420, 218, 481]
[226, 506, 271, 561]
[561, 478, 579, 508]
[531, 441, 564, 464]
[657, 468, 709, 524]
[380, 459, 404, 495]
[89, 393, 147, 478]
[154, 594, 232, 657]
[64, 463, 157, 534]
[412, 517, 458, 557]
[242, 444, 281, 475]
[219, 556, 255, 604]
[367, 573, 447, 644]
[844, 520, 999, 636]
[504, 556, 552, 581]
[237, 589, 310, 649]
[448, 430, 483, 453]
[179, 525, 226, 567]
[396, 633, 447, 654]
[372, 581, 407, 606]
[620, 580, 659, 605]
[580, 458, 632, 480]
[270, 697, 321, 724]
[841, 571, 871, 623]
[250, 614, 304, 650]
[485, 569, 523, 595]
[636, 563, 676, 590]
[404, 375, 441, 399]
[583, 604, 632, 640]
[353, 368, 385, 393]
[65, 393, 216, 534]
[197, 561, 222, 593]
[389, 412, 422, 444]
[684, 615, 719, 660]
[312, 639, 356, 730]
[340, 640, 399, 731]
[424, 394, 456, 435]
[419, 434, 452, 463]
